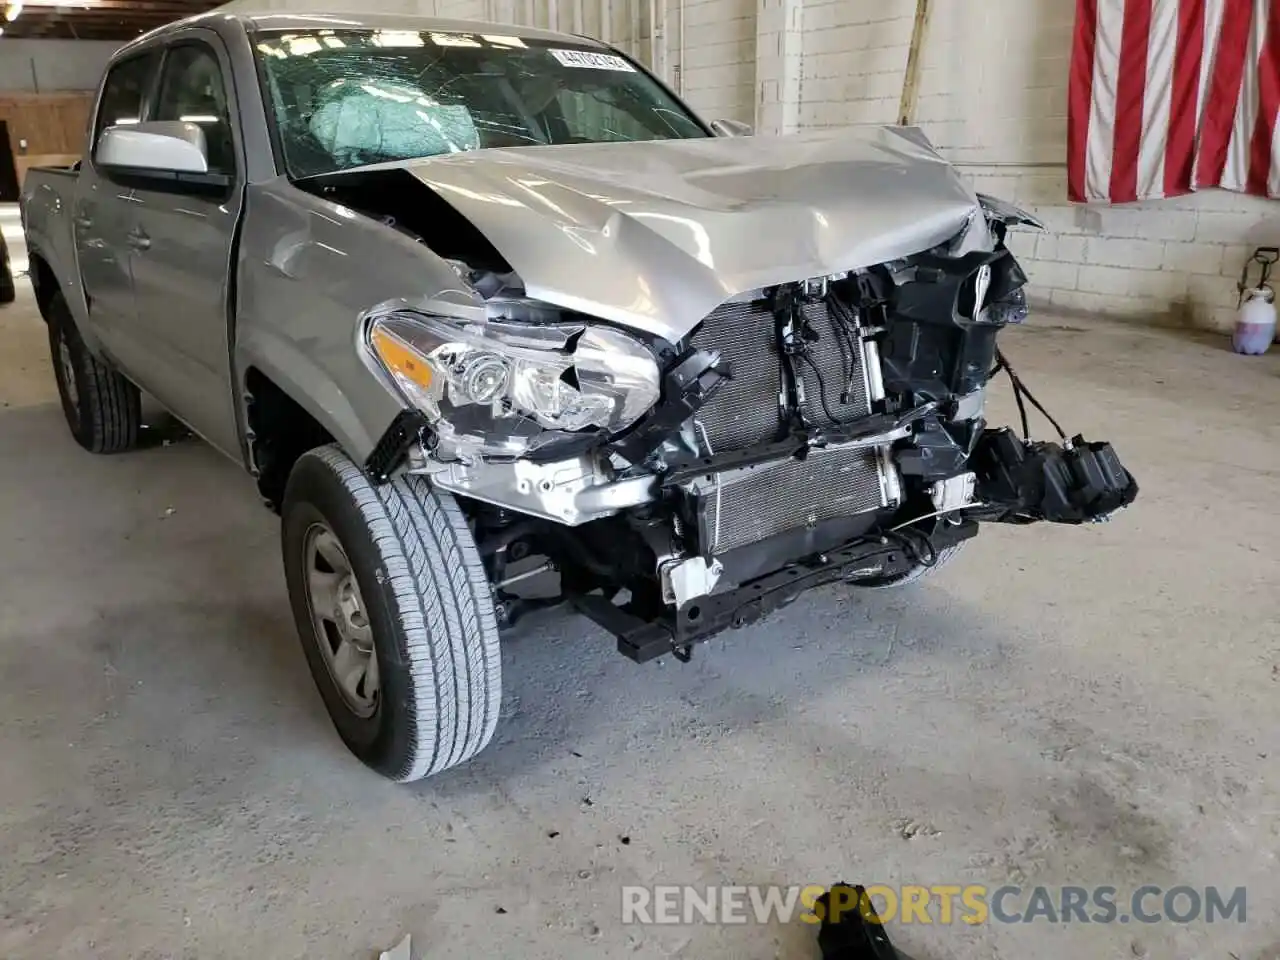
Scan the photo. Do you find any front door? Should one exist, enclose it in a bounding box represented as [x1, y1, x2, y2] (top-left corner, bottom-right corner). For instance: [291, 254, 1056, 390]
[124, 34, 242, 458]
[73, 50, 161, 373]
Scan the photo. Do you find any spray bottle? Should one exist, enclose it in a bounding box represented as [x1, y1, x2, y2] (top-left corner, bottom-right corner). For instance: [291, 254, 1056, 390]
[1234, 247, 1278, 355]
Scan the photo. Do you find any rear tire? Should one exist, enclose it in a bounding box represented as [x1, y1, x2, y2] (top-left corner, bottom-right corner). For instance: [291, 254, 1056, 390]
[855, 541, 967, 589]
[47, 293, 141, 453]
[0, 253, 15, 304]
[282, 445, 502, 782]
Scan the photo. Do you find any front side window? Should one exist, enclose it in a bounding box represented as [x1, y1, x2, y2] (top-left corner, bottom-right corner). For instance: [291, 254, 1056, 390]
[254, 29, 708, 178]
[153, 43, 235, 176]
[94, 52, 162, 147]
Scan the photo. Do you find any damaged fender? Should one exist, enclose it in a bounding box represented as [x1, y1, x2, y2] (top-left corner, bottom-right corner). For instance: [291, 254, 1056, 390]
[234, 177, 483, 465]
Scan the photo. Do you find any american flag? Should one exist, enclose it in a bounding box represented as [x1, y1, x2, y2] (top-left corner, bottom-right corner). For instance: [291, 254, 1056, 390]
[1069, 0, 1280, 203]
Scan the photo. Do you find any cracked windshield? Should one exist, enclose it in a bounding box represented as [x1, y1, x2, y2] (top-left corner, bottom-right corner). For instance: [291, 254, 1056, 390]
[255, 29, 709, 177]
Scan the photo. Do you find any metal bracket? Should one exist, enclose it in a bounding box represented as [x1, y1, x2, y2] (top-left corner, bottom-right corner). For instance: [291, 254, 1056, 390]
[659, 555, 724, 606]
[365, 410, 430, 484]
[575, 520, 979, 663]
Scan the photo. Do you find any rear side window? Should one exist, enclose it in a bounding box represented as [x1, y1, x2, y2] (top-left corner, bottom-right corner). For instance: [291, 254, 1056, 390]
[94, 52, 161, 146]
[153, 43, 236, 176]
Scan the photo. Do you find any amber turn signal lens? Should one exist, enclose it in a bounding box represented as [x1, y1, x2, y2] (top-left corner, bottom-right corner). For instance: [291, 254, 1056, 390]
[371, 326, 434, 393]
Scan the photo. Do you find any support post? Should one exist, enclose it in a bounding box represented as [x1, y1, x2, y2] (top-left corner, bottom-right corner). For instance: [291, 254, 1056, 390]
[897, 0, 931, 126]
[755, 0, 802, 134]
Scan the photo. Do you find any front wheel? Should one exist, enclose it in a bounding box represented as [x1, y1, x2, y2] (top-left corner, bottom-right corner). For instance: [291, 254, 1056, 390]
[854, 541, 967, 589]
[282, 445, 502, 782]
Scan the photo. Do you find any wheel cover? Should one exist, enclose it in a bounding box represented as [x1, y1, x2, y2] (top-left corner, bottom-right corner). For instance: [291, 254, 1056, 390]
[58, 336, 79, 410]
[303, 522, 380, 718]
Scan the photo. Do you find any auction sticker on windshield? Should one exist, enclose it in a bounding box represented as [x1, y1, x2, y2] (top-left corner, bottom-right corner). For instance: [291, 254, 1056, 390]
[550, 49, 635, 71]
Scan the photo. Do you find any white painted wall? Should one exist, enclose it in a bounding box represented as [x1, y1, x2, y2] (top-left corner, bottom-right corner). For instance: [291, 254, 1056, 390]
[0, 39, 121, 92]
[798, 2, 913, 128]
[678, 0, 755, 122]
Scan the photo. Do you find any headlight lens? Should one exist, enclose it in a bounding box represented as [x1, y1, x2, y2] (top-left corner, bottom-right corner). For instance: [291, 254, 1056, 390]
[368, 311, 661, 459]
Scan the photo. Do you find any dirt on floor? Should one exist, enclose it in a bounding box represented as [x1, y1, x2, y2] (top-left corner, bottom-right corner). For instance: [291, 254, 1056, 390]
[0, 278, 1277, 960]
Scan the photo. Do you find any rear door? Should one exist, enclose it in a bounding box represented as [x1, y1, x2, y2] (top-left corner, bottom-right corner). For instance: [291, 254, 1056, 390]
[73, 50, 161, 371]
[124, 33, 243, 458]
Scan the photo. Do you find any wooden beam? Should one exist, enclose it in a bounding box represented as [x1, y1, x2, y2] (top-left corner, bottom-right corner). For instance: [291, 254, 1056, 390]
[897, 0, 932, 127]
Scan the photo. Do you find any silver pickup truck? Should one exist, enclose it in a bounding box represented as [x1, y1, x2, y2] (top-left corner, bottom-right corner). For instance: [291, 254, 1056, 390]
[21, 10, 1137, 782]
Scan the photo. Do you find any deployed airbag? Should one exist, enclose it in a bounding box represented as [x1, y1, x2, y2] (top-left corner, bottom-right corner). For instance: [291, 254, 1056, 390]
[310, 83, 480, 164]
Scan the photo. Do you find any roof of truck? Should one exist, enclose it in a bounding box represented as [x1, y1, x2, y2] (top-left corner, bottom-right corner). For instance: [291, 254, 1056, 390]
[246, 10, 597, 41]
[136, 10, 606, 46]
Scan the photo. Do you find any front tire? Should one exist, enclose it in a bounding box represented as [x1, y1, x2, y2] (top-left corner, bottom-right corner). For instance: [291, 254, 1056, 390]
[855, 541, 967, 589]
[47, 293, 141, 453]
[282, 445, 502, 782]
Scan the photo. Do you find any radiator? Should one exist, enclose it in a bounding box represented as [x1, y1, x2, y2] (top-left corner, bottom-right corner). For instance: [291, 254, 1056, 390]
[699, 448, 891, 553]
[689, 298, 875, 450]
[686, 296, 893, 554]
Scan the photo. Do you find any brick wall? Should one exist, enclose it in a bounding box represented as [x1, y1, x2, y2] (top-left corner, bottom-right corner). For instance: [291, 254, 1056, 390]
[435, 0, 488, 16]
[798, 2, 913, 128]
[977, 169, 1276, 331]
[677, 0, 757, 123]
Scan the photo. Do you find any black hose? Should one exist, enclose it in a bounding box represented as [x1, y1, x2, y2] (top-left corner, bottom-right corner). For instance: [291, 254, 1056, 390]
[824, 299, 854, 399]
[802, 353, 862, 426]
[993, 348, 1066, 441]
[828, 296, 864, 403]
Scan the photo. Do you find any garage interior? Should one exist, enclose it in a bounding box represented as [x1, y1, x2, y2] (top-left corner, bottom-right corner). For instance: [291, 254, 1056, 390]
[1, 1, 1278, 959]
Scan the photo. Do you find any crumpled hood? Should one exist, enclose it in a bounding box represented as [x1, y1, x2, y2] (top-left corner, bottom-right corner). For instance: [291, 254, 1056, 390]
[395, 127, 985, 342]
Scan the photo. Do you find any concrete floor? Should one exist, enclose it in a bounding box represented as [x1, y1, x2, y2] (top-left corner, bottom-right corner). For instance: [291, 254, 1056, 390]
[1, 213, 1278, 958]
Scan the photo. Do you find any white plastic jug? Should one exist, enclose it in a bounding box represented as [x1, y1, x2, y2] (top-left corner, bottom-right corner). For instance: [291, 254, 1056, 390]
[1234, 247, 1279, 354]
[1233, 287, 1276, 355]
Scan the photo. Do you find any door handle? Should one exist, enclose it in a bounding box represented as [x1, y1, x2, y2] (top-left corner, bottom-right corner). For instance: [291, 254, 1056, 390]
[74, 214, 92, 229]
[126, 228, 151, 251]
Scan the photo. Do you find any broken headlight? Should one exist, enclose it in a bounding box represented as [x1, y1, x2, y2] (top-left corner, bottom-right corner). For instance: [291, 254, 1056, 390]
[367, 311, 661, 459]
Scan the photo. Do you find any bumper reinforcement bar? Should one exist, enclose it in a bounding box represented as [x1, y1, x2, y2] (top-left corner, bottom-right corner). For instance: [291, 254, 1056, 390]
[573, 520, 978, 663]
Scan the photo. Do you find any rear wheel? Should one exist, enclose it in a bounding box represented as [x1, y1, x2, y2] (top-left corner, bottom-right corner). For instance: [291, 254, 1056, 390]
[0, 246, 15, 305]
[47, 292, 141, 453]
[282, 445, 502, 782]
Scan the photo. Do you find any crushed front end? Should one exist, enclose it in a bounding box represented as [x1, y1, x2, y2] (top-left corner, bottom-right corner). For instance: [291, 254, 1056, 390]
[362, 199, 1138, 663]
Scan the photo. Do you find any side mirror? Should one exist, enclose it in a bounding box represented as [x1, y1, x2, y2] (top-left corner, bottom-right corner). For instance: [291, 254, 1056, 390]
[96, 121, 209, 175]
[710, 118, 754, 138]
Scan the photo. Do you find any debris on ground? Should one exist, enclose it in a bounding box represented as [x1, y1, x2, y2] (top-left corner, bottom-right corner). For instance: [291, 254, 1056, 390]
[893, 818, 941, 840]
[378, 933, 411, 960]
[816, 884, 908, 960]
